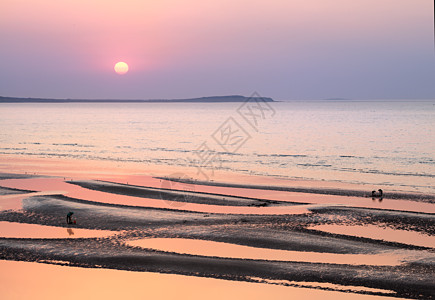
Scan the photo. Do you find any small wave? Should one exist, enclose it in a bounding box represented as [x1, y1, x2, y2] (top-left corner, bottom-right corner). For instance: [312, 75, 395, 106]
[297, 163, 332, 167]
[419, 160, 435, 165]
[149, 147, 191, 153]
[359, 169, 435, 178]
[255, 153, 308, 158]
[217, 152, 243, 156]
[0, 147, 27, 151]
[52, 143, 78, 146]
[51, 143, 95, 148]
[18, 142, 42, 145]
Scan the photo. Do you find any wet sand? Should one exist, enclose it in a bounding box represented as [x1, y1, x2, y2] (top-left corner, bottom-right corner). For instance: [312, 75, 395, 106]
[0, 260, 403, 300]
[310, 224, 435, 248]
[0, 221, 116, 239]
[0, 157, 434, 299]
[127, 237, 425, 266]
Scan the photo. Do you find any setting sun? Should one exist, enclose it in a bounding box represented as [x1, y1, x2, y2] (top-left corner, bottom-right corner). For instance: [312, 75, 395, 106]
[114, 62, 129, 75]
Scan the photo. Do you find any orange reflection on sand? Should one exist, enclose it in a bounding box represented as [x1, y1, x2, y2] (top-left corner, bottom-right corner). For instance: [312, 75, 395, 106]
[248, 277, 395, 295]
[0, 191, 66, 211]
[164, 182, 435, 214]
[0, 260, 400, 300]
[0, 194, 25, 210]
[310, 224, 435, 248]
[127, 238, 417, 266]
[1, 155, 433, 214]
[0, 178, 311, 215]
[0, 221, 116, 239]
[113, 177, 435, 214]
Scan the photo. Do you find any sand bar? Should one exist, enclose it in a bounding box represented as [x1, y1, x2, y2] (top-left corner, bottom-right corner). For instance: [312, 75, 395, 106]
[127, 237, 427, 266]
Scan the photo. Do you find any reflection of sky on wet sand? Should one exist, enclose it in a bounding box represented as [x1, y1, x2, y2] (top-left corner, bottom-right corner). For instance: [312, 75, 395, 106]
[248, 277, 395, 295]
[0, 178, 311, 215]
[310, 224, 435, 248]
[1, 155, 434, 213]
[0, 191, 65, 211]
[108, 176, 435, 214]
[0, 221, 115, 239]
[0, 260, 404, 300]
[152, 178, 435, 214]
[1, 177, 434, 215]
[127, 238, 427, 267]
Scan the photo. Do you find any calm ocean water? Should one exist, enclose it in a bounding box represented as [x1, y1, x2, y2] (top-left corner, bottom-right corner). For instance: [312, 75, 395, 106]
[0, 100, 434, 193]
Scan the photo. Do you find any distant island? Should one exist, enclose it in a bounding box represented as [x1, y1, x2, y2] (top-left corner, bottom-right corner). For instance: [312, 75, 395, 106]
[0, 95, 274, 103]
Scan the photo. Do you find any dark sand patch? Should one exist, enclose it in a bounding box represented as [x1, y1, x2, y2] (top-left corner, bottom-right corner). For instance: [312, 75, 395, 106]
[127, 237, 421, 266]
[0, 186, 35, 195]
[69, 180, 291, 207]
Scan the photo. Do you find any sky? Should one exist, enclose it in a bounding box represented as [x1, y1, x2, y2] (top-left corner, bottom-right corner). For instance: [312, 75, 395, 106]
[0, 0, 434, 100]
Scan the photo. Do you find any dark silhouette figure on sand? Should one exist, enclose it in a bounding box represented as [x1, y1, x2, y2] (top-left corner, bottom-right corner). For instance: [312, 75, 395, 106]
[371, 189, 383, 202]
[66, 211, 74, 224]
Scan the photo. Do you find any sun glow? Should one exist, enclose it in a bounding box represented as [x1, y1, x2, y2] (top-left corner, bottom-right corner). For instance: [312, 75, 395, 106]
[114, 62, 129, 75]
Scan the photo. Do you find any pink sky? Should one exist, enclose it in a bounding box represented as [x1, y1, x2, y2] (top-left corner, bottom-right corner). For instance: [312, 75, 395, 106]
[0, 0, 434, 99]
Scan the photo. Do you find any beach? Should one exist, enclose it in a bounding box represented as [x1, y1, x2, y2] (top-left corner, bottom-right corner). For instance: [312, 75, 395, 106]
[0, 155, 434, 299]
[2, 0, 434, 297]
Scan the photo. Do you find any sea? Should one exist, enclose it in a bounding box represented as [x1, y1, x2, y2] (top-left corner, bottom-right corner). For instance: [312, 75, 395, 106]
[0, 100, 434, 193]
